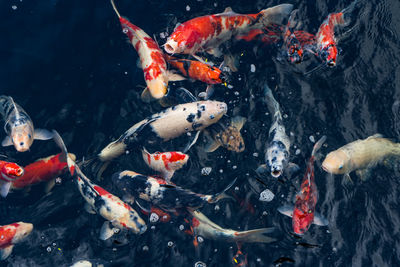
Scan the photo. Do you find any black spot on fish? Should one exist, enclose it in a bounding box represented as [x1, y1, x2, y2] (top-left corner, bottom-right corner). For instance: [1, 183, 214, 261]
[186, 113, 195, 123]
[182, 60, 191, 75]
[185, 128, 189, 131]
[272, 157, 277, 162]
[192, 123, 203, 130]
[183, 108, 186, 111]
[172, 106, 177, 110]
[200, 105, 206, 111]
[209, 115, 215, 119]
[197, 110, 202, 119]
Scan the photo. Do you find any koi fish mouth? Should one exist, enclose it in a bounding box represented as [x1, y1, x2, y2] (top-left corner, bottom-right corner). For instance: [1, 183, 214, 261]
[271, 170, 282, 178]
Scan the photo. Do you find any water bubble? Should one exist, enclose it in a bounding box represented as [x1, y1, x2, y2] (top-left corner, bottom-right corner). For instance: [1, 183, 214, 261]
[227, 85, 234, 89]
[46, 247, 52, 252]
[295, 149, 301, 155]
[257, 258, 261, 262]
[55, 177, 62, 184]
[11, 5, 17, 10]
[250, 64, 256, 72]
[125, 150, 130, 155]
[112, 248, 117, 252]
[332, 247, 337, 252]
[309, 135, 315, 143]
[143, 245, 149, 251]
[259, 189, 275, 202]
[179, 225, 185, 231]
[167, 241, 174, 247]
[283, 114, 288, 119]
[214, 249, 218, 252]
[262, 211, 268, 216]
[214, 205, 220, 211]
[186, 5, 190, 11]
[232, 165, 237, 169]
[197, 236, 204, 243]
[234, 186, 239, 191]
[151, 226, 156, 230]
[201, 167, 212, 176]
[149, 213, 159, 223]
[219, 169, 223, 173]
[52, 243, 56, 247]
[195, 261, 206, 267]
[234, 91, 239, 96]
[281, 194, 284, 198]
[253, 152, 259, 157]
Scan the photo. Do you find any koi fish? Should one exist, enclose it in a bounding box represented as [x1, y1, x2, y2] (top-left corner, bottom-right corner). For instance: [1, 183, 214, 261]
[256, 85, 298, 178]
[0, 160, 24, 197]
[278, 136, 329, 235]
[0, 222, 33, 260]
[0, 96, 53, 152]
[204, 116, 246, 153]
[70, 260, 107, 267]
[322, 134, 400, 182]
[164, 4, 293, 57]
[185, 210, 276, 243]
[98, 101, 227, 162]
[11, 152, 76, 192]
[315, 0, 358, 66]
[110, 0, 184, 100]
[142, 148, 189, 182]
[52, 131, 147, 240]
[282, 10, 305, 64]
[112, 170, 236, 212]
[235, 24, 283, 45]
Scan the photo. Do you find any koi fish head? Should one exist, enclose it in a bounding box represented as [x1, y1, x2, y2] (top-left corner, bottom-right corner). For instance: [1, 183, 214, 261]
[146, 76, 169, 99]
[266, 141, 289, 178]
[12, 222, 33, 243]
[287, 44, 303, 64]
[163, 152, 189, 171]
[126, 211, 147, 234]
[292, 205, 314, 235]
[208, 67, 225, 84]
[216, 126, 245, 152]
[322, 150, 349, 174]
[1, 162, 24, 181]
[164, 26, 202, 55]
[320, 44, 337, 67]
[11, 124, 34, 152]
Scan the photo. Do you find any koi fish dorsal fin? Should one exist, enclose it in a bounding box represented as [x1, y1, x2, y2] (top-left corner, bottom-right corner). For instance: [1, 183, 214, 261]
[1, 136, 13, 147]
[222, 7, 234, 14]
[367, 133, 384, 139]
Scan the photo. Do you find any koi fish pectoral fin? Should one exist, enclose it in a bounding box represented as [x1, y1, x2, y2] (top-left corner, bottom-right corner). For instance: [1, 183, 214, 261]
[355, 168, 372, 182]
[99, 221, 118, 241]
[285, 162, 300, 178]
[231, 116, 247, 131]
[255, 164, 269, 176]
[183, 130, 201, 153]
[34, 128, 54, 140]
[313, 213, 329, 226]
[141, 88, 157, 103]
[342, 173, 354, 185]
[0, 245, 14, 260]
[0, 180, 12, 198]
[1, 136, 13, 147]
[135, 198, 152, 213]
[84, 202, 96, 214]
[166, 71, 186, 82]
[277, 205, 294, 218]
[203, 136, 221, 153]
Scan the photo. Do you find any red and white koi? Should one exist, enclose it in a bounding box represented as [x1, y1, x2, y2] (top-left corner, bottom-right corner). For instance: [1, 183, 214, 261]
[52, 131, 147, 240]
[0, 96, 53, 152]
[110, 0, 183, 100]
[0, 160, 24, 197]
[0, 222, 33, 260]
[142, 148, 189, 182]
[164, 4, 293, 56]
[278, 136, 328, 235]
[11, 152, 76, 191]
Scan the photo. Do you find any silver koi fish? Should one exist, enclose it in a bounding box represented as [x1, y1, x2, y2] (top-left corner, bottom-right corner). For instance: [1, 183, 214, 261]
[0, 96, 53, 152]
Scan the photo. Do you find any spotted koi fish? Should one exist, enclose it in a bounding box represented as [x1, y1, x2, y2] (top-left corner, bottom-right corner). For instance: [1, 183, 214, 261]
[112, 170, 236, 212]
[0, 96, 53, 152]
[142, 148, 189, 183]
[52, 130, 147, 240]
[110, 0, 184, 101]
[278, 136, 329, 235]
[0, 222, 33, 260]
[0, 160, 24, 197]
[315, 0, 358, 66]
[98, 101, 227, 162]
[11, 152, 76, 191]
[164, 4, 293, 56]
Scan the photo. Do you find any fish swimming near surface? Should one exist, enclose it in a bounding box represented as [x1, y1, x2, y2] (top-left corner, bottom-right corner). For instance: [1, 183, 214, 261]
[0, 96, 53, 152]
[112, 170, 236, 212]
[11, 152, 76, 192]
[98, 100, 227, 163]
[322, 134, 400, 182]
[110, 0, 184, 101]
[256, 85, 298, 178]
[203, 116, 246, 153]
[142, 148, 189, 183]
[164, 4, 293, 57]
[278, 136, 329, 235]
[0, 160, 24, 197]
[52, 131, 147, 240]
[0, 222, 33, 260]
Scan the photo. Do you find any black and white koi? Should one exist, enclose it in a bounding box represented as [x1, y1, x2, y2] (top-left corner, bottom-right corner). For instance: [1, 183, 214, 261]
[112, 170, 236, 212]
[256, 85, 298, 178]
[0, 96, 53, 152]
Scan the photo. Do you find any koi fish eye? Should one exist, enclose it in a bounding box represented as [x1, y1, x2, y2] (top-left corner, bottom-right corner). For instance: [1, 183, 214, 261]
[20, 142, 24, 146]
[122, 28, 129, 34]
[28, 134, 31, 139]
[338, 165, 343, 170]
[308, 209, 312, 214]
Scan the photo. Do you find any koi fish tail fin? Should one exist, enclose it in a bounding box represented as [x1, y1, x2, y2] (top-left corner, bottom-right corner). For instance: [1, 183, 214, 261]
[233, 227, 277, 243]
[338, 0, 360, 26]
[259, 4, 293, 27]
[208, 178, 237, 203]
[263, 84, 282, 122]
[52, 130, 80, 177]
[311, 135, 327, 157]
[286, 9, 301, 31]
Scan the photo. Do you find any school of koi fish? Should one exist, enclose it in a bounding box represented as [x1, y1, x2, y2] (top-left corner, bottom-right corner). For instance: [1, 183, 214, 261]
[2, 0, 398, 265]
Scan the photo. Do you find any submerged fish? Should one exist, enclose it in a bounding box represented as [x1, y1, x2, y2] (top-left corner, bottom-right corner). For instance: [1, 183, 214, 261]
[11, 152, 76, 192]
[0, 160, 24, 197]
[112, 170, 236, 211]
[0, 222, 33, 260]
[110, 0, 184, 100]
[53, 131, 147, 240]
[256, 85, 298, 178]
[278, 136, 329, 235]
[322, 134, 400, 181]
[98, 101, 227, 162]
[142, 148, 189, 182]
[0, 96, 53, 152]
[164, 4, 293, 57]
[204, 116, 246, 153]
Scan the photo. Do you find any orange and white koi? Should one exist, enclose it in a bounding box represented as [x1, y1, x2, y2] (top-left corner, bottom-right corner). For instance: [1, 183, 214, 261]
[110, 0, 183, 101]
[53, 131, 147, 240]
[0, 96, 53, 152]
[0, 222, 33, 260]
[0, 160, 24, 197]
[142, 148, 189, 182]
[11, 152, 76, 191]
[164, 4, 293, 56]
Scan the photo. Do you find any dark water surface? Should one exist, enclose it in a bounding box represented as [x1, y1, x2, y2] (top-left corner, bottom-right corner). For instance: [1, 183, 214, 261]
[1, 0, 400, 266]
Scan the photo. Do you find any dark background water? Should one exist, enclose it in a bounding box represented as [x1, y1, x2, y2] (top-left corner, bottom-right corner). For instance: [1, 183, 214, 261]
[1, 0, 400, 266]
